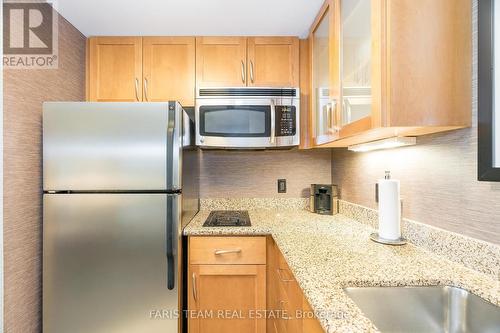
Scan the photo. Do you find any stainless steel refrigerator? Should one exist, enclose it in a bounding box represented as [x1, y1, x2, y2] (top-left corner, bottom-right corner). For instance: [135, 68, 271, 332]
[42, 102, 199, 333]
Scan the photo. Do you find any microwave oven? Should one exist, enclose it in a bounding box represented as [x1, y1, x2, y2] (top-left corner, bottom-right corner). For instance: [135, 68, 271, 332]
[195, 87, 300, 149]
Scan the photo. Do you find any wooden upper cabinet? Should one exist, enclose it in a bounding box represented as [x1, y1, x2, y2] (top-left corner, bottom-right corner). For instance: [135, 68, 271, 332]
[143, 37, 195, 106]
[306, 0, 472, 148]
[382, 0, 471, 128]
[247, 37, 299, 87]
[196, 37, 248, 87]
[88, 37, 143, 102]
[309, 0, 339, 146]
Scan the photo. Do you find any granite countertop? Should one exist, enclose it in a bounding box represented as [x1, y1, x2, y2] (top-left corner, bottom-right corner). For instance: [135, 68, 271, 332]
[183, 209, 500, 333]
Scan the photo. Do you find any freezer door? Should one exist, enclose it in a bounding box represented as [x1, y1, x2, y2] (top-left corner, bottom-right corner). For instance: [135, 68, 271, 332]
[43, 193, 182, 333]
[43, 102, 182, 191]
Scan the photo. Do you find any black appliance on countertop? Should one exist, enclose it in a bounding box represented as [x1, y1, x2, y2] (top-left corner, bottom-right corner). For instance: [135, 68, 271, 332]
[310, 184, 338, 215]
[203, 210, 251, 227]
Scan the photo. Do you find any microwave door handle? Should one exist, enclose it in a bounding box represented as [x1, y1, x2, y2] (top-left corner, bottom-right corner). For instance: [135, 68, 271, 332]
[270, 100, 276, 144]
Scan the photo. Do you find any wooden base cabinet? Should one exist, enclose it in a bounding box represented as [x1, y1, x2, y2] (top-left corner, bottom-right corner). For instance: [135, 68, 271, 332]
[188, 237, 266, 333]
[188, 236, 324, 333]
[267, 237, 325, 333]
[188, 265, 266, 333]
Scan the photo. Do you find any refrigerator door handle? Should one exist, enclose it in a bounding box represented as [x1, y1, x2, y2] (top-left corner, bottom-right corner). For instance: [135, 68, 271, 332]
[166, 195, 175, 290]
[166, 105, 175, 190]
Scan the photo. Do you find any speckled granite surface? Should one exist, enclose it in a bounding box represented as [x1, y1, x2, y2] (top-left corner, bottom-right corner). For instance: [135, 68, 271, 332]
[339, 200, 500, 279]
[184, 209, 500, 333]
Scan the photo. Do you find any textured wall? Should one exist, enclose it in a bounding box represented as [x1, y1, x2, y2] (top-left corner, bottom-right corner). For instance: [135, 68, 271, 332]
[200, 149, 332, 198]
[332, 1, 500, 245]
[3, 14, 86, 332]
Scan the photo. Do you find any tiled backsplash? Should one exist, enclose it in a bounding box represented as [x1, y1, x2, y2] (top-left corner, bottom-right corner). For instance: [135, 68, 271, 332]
[332, 1, 500, 246]
[200, 197, 309, 210]
[200, 149, 332, 198]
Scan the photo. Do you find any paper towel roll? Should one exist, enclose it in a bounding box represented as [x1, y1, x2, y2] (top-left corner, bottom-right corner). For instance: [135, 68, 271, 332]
[378, 177, 401, 240]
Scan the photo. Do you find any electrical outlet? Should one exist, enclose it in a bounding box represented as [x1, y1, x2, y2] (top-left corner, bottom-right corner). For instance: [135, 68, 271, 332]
[277, 179, 287, 193]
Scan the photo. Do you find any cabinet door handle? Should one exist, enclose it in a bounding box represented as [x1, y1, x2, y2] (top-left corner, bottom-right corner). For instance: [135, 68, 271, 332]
[326, 102, 333, 133]
[144, 78, 149, 101]
[332, 99, 340, 131]
[276, 268, 294, 282]
[279, 300, 292, 320]
[192, 273, 198, 302]
[330, 100, 336, 132]
[214, 249, 242, 255]
[241, 60, 246, 84]
[250, 60, 254, 83]
[327, 99, 339, 134]
[134, 78, 140, 101]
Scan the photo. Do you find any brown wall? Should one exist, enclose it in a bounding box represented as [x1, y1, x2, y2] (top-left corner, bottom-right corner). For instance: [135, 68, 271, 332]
[3, 14, 86, 332]
[332, 1, 500, 245]
[200, 149, 332, 198]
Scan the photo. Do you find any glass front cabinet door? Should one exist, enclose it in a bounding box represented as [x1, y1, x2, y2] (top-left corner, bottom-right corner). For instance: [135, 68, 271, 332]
[310, 0, 376, 146]
[310, 0, 340, 145]
[308, 0, 471, 148]
[340, 0, 372, 127]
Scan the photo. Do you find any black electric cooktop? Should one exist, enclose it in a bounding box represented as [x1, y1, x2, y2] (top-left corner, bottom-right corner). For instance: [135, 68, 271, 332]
[203, 210, 251, 227]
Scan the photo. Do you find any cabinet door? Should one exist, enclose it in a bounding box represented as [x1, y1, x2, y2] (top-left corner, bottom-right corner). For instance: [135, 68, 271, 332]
[143, 37, 195, 106]
[276, 255, 303, 333]
[339, 0, 372, 128]
[188, 264, 266, 333]
[88, 37, 142, 102]
[266, 237, 279, 333]
[302, 297, 325, 333]
[310, 0, 340, 145]
[247, 37, 299, 87]
[196, 37, 248, 87]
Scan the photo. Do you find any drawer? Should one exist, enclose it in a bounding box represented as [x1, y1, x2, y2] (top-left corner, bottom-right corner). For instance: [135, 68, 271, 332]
[189, 236, 266, 265]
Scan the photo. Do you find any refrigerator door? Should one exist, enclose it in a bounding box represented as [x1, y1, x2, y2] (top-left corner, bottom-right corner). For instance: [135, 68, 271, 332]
[43, 193, 182, 333]
[43, 102, 182, 191]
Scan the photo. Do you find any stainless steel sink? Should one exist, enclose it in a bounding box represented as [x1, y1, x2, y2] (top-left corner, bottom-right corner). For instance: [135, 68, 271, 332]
[344, 286, 500, 333]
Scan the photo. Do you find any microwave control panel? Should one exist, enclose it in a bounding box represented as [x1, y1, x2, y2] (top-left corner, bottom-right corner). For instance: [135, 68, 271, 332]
[275, 105, 296, 136]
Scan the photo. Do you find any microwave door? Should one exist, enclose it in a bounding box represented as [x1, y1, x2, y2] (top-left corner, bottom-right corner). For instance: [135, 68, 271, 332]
[195, 99, 275, 148]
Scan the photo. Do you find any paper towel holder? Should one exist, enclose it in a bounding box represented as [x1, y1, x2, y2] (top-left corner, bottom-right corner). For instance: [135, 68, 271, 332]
[370, 232, 407, 246]
[371, 171, 407, 246]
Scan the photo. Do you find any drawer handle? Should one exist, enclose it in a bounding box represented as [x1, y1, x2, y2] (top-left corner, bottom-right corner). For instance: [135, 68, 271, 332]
[214, 249, 242, 255]
[279, 300, 292, 320]
[277, 268, 294, 282]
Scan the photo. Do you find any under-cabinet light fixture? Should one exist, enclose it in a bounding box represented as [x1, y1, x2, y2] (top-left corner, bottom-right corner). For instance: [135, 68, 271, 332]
[348, 137, 417, 152]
